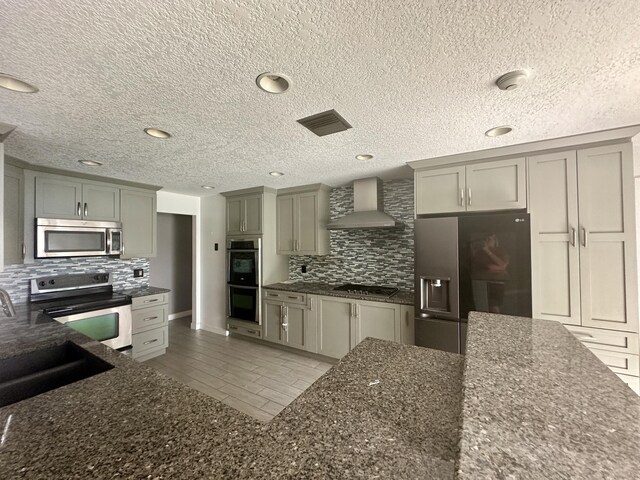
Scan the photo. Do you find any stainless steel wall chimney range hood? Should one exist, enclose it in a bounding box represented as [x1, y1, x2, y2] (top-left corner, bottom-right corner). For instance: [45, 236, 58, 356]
[326, 177, 404, 230]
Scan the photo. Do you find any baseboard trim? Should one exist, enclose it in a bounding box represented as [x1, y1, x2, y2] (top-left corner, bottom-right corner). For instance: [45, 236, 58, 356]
[198, 324, 229, 336]
[168, 310, 192, 321]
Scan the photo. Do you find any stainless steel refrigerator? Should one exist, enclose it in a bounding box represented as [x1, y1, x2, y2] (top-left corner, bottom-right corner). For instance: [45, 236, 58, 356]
[414, 212, 532, 354]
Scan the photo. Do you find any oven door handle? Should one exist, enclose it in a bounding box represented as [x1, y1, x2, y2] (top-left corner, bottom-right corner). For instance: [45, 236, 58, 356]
[227, 284, 259, 290]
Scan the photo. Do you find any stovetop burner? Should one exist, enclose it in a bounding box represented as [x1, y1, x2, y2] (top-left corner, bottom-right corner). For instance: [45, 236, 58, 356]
[333, 283, 399, 297]
[29, 272, 131, 317]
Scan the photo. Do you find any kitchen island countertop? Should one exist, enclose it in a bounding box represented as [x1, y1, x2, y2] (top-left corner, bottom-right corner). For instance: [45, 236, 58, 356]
[1, 308, 639, 478]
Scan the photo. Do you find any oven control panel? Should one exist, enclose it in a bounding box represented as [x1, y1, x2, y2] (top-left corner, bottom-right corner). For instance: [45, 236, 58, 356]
[31, 272, 112, 294]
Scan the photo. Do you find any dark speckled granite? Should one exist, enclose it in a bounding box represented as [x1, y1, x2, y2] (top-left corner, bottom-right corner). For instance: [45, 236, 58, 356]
[243, 339, 463, 479]
[458, 312, 640, 479]
[118, 285, 171, 297]
[3, 308, 639, 478]
[264, 281, 414, 305]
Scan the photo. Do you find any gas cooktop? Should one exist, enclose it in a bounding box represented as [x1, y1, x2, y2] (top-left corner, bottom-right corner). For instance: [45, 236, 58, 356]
[333, 283, 399, 297]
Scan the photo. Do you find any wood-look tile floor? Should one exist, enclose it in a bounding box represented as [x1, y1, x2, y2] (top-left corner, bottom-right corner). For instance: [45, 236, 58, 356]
[145, 317, 335, 422]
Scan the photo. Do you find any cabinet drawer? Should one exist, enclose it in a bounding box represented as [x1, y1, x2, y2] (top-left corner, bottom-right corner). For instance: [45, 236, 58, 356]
[132, 326, 168, 357]
[132, 304, 167, 333]
[132, 293, 168, 310]
[227, 323, 262, 339]
[565, 326, 639, 354]
[616, 374, 639, 395]
[588, 349, 639, 376]
[263, 290, 307, 304]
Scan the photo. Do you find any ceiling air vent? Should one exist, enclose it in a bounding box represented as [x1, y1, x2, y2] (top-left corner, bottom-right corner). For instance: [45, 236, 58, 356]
[297, 109, 352, 137]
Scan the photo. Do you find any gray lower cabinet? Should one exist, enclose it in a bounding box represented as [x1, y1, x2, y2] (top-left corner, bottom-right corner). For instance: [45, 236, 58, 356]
[34, 174, 120, 221]
[131, 293, 169, 361]
[318, 296, 402, 359]
[4, 164, 25, 265]
[262, 291, 318, 352]
[120, 188, 157, 258]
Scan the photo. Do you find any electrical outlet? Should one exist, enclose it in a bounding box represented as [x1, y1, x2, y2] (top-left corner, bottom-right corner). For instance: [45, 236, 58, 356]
[214, 243, 219, 251]
[133, 268, 144, 278]
[301, 265, 307, 273]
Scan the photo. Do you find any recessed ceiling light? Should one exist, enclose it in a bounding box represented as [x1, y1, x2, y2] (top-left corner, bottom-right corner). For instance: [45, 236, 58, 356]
[201, 185, 215, 190]
[78, 160, 103, 167]
[355, 154, 373, 161]
[485, 126, 513, 137]
[269, 171, 284, 177]
[256, 73, 291, 94]
[495, 70, 529, 91]
[144, 127, 172, 138]
[0, 73, 39, 93]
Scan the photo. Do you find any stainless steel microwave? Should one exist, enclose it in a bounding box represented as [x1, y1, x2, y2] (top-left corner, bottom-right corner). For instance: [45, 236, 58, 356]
[36, 218, 123, 258]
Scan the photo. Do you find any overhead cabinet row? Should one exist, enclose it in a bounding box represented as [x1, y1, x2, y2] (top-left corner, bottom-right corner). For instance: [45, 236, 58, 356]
[3, 169, 157, 265]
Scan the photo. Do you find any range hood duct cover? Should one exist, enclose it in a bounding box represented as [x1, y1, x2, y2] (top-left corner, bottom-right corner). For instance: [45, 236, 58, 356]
[326, 177, 405, 230]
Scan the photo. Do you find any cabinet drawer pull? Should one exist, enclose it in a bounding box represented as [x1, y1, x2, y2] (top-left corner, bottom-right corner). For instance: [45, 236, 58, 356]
[144, 316, 159, 321]
[247, 329, 258, 334]
[574, 333, 595, 340]
[229, 325, 238, 330]
[144, 299, 159, 303]
[143, 338, 159, 345]
[288, 296, 299, 300]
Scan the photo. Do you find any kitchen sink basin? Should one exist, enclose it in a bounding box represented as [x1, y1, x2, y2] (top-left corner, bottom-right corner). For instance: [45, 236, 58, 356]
[0, 342, 114, 408]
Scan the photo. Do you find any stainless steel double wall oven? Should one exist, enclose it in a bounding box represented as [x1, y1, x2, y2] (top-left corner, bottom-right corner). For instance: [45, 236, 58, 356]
[226, 237, 261, 323]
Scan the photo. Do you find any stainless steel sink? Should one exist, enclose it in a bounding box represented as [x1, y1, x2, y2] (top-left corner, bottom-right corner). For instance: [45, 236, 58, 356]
[0, 342, 114, 408]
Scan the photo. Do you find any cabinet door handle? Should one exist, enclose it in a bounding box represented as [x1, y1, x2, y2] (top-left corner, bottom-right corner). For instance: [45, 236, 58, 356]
[84, 202, 88, 217]
[22, 243, 26, 259]
[143, 338, 158, 345]
[77, 202, 82, 216]
[143, 316, 158, 322]
[570, 227, 576, 247]
[467, 187, 471, 206]
[459, 188, 464, 206]
[581, 227, 587, 247]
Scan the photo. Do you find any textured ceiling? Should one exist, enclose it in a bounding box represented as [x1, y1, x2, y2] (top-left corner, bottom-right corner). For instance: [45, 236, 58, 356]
[1, 0, 640, 195]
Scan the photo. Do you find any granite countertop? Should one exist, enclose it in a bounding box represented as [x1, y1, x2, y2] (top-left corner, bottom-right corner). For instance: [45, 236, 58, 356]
[458, 311, 640, 479]
[0, 306, 460, 479]
[264, 281, 414, 305]
[2, 307, 639, 478]
[118, 285, 171, 298]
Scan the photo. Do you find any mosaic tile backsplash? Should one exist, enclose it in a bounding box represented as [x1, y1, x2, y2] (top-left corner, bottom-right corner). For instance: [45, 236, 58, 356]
[288, 179, 414, 291]
[0, 257, 150, 302]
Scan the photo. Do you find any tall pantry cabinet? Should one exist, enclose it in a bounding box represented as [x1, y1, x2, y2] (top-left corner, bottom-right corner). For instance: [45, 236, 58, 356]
[529, 143, 639, 391]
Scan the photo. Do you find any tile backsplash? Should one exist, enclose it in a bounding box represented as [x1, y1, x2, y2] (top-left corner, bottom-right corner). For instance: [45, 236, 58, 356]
[288, 179, 414, 291]
[0, 257, 149, 302]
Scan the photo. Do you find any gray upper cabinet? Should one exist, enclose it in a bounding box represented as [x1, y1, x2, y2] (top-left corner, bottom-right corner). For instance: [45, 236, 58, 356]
[226, 194, 262, 235]
[415, 158, 526, 215]
[120, 188, 157, 258]
[4, 164, 25, 265]
[35, 175, 120, 221]
[276, 184, 330, 255]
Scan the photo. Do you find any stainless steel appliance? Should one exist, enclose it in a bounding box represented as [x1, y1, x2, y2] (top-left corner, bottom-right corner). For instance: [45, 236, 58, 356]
[415, 212, 531, 354]
[227, 237, 261, 324]
[36, 218, 123, 258]
[30, 273, 132, 350]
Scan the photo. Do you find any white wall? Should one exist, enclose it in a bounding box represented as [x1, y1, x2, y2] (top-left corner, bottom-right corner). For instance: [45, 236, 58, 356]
[156, 190, 227, 335]
[199, 193, 227, 335]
